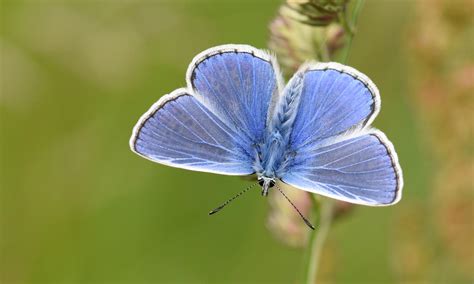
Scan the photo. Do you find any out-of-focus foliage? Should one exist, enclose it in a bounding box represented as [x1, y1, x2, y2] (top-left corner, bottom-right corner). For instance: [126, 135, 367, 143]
[391, 0, 473, 281]
[0, 0, 472, 283]
[268, 0, 347, 76]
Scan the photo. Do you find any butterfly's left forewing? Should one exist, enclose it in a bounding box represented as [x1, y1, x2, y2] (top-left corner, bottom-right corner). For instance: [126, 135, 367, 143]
[130, 89, 254, 175]
[131, 45, 282, 176]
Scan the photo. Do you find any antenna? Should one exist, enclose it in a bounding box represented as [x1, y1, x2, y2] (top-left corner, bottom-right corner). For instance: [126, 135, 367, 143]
[209, 182, 257, 215]
[275, 184, 315, 230]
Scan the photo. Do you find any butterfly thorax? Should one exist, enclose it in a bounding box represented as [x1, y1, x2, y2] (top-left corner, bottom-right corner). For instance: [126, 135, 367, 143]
[253, 72, 304, 191]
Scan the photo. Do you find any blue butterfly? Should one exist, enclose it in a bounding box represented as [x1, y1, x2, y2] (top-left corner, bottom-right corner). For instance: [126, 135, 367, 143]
[130, 44, 403, 227]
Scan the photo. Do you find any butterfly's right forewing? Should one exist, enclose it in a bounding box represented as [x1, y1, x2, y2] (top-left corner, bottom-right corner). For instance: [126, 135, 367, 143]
[283, 130, 402, 205]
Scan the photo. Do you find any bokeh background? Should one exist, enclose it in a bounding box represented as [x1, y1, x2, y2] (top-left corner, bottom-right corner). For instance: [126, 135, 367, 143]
[1, 0, 472, 283]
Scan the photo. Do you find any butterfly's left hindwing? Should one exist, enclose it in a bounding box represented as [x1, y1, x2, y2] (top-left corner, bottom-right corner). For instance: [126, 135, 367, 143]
[187, 44, 282, 145]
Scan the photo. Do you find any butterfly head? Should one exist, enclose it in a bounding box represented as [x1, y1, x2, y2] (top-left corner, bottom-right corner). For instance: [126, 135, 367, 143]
[257, 177, 276, 197]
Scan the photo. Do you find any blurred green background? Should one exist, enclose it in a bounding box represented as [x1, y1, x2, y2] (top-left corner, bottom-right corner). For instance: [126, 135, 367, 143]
[1, 0, 472, 283]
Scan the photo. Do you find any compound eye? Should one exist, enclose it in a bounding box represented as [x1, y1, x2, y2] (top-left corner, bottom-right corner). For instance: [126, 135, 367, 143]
[269, 180, 276, 188]
[258, 179, 264, 186]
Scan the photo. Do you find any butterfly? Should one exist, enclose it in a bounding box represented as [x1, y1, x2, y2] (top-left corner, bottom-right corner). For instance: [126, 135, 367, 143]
[129, 44, 403, 228]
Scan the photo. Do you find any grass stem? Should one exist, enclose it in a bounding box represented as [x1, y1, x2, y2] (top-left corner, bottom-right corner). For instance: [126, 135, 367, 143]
[304, 198, 334, 284]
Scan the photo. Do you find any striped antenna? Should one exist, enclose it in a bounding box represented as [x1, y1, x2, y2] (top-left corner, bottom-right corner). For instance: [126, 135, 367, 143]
[275, 184, 315, 230]
[209, 182, 258, 215]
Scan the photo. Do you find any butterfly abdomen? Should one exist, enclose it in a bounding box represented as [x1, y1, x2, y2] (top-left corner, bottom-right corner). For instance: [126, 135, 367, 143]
[255, 72, 305, 178]
[271, 72, 304, 139]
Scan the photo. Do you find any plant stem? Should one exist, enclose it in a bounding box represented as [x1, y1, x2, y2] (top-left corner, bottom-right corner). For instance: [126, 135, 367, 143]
[340, 0, 366, 63]
[301, 2, 365, 283]
[304, 198, 334, 284]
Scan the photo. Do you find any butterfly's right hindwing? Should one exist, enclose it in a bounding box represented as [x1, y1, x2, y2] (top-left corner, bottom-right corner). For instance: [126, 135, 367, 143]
[290, 62, 380, 151]
[281, 63, 402, 206]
